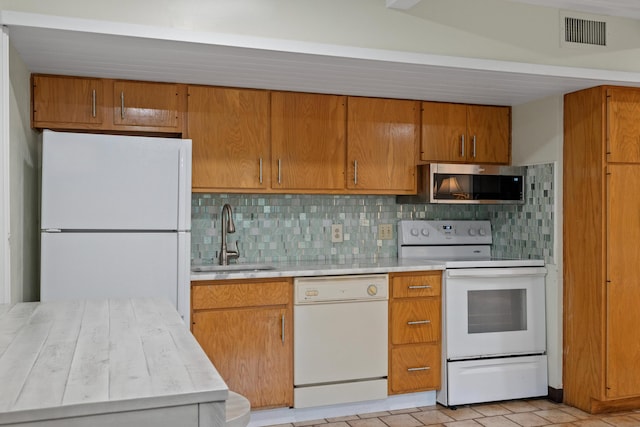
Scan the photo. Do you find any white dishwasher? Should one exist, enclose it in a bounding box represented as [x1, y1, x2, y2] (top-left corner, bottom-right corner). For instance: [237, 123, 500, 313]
[293, 274, 389, 408]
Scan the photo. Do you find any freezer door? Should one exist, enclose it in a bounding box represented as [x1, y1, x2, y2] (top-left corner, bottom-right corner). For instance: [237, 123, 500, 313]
[41, 130, 191, 231]
[41, 232, 183, 316]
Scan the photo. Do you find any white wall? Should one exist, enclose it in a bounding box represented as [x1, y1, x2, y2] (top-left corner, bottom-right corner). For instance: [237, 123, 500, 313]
[8, 40, 39, 302]
[1, 0, 640, 75]
[512, 96, 564, 389]
[512, 96, 563, 167]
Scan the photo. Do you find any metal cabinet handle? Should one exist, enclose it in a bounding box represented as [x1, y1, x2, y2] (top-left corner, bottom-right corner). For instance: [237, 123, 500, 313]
[120, 91, 125, 119]
[354, 160, 358, 185]
[281, 314, 285, 344]
[472, 135, 477, 158]
[91, 89, 96, 118]
[408, 285, 432, 289]
[407, 366, 431, 372]
[407, 320, 431, 325]
[460, 135, 465, 157]
[278, 159, 282, 184]
[259, 158, 263, 184]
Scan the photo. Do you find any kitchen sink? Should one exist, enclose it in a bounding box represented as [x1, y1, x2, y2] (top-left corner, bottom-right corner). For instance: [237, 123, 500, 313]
[191, 264, 276, 273]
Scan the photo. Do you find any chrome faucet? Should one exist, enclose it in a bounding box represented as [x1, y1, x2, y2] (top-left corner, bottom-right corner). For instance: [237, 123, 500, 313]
[219, 203, 239, 265]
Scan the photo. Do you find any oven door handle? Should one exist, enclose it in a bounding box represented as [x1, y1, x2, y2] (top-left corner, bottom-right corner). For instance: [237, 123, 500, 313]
[446, 267, 546, 279]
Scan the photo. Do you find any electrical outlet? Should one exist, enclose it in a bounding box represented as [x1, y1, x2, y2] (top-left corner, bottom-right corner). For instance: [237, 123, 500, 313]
[331, 224, 343, 243]
[379, 224, 393, 240]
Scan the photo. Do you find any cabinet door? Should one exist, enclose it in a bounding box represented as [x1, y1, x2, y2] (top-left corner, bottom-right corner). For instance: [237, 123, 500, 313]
[192, 306, 293, 408]
[607, 88, 640, 163]
[271, 92, 346, 191]
[606, 164, 640, 398]
[467, 105, 511, 164]
[188, 86, 269, 191]
[32, 75, 103, 126]
[421, 102, 467, 163]
[347, 97, 418, 193]
[113, 81, 180, 129]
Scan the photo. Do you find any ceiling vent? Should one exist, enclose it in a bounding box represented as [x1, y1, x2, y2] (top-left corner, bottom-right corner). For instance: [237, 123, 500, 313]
[561, 12, 608, 47]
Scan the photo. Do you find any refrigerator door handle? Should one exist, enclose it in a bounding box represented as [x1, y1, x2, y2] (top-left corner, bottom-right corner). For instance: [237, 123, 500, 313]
[177, 231, 191, 324]
[177, 140, 192, 231]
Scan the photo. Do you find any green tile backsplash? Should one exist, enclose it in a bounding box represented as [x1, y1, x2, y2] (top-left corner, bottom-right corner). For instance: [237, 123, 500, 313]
[191, 163, 554, 265]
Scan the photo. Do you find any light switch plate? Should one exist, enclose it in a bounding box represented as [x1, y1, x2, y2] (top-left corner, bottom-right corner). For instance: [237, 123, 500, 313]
[379, 224, 393, 240]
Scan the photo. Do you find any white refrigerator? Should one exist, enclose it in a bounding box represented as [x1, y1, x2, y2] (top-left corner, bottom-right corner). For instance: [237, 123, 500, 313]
[40, 130, 192, 323]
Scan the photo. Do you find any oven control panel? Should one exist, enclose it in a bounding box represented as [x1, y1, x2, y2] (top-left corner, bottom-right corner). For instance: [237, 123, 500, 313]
[397, 220, 492, 246]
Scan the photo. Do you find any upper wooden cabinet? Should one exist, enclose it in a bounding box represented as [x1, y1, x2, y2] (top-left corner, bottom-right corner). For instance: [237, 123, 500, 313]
[188, 86, 270, 192]
[32, 74, 185, 134]
[607, 87, 640, 163]
[32, 75, 105, 128]
[112, 81, 181, 131]
[346, 97, 419, 194]
[421, 102, 511, 164]
[271, 92, 346, 192]
[34, 74, 513, 193]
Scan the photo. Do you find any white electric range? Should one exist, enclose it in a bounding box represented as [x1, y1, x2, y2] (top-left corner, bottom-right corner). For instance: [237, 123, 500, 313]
[398, 220, 548, 407]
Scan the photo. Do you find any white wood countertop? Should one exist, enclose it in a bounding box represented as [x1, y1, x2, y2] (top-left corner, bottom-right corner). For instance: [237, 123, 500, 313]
[0, 298, 229, 426]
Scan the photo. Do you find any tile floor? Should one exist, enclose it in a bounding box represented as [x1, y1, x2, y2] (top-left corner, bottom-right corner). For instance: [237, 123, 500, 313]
[265, 399, 640, 427]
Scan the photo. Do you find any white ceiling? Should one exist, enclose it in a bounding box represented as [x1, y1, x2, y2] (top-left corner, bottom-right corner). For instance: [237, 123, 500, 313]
[3, 10, 640, 107]
[505, 0, 640, 20]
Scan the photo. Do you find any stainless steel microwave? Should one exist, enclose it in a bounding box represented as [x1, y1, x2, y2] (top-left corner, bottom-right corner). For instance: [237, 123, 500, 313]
[397, 163, 526, 204]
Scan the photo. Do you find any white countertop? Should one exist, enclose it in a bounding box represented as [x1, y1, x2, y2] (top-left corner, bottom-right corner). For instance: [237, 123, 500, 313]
[0, 298, 229, 425]
[190, 258, 445, 281]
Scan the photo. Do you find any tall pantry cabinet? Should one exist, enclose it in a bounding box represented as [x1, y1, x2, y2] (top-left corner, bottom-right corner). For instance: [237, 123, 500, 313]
[564, 86, 640, 414]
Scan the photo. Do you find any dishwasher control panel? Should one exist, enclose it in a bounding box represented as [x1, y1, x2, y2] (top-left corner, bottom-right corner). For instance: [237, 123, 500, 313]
[294, 274, 388, 304]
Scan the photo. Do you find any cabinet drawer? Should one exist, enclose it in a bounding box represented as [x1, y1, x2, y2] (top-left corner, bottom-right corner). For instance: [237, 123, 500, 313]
[391, 273, 441, 298]
[192, 279, 291, 310]
[390, 343, 441, 394]
[391, 298, 440, 344]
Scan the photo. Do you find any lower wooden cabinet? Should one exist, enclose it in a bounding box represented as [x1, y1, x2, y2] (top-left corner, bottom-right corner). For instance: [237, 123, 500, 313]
[388, 271, 442, 395]
[191, 278, 293, 409]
